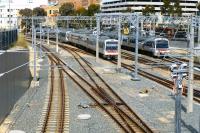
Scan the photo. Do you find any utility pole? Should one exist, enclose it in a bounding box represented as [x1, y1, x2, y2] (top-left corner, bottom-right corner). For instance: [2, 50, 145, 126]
[117, 16, 122, 71]
[170, 63, 188, 133]
[141, 20, 143, 31]
[47, 28, 49, 45]
[33, 26, 37, 81]
[96, 16, 100, 62]
[132, 14, 140, 81]
[187, 18, 194, 113]
[32, 17, 34, 48]
[8, 0, 11, 29]
[40, 23, 42, 57]
[198, 18, 200, 47]
[56, 24, 58, 52]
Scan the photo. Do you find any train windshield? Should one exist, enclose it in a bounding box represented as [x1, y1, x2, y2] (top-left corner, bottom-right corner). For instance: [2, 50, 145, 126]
[106, 41, 118, 50]
[156, 40, 169, 48]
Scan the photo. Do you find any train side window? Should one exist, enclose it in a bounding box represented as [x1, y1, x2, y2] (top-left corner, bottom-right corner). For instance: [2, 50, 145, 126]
[146, 41, 152, 47]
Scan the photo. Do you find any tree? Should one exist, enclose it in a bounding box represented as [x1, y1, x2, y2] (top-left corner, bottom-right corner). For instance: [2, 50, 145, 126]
[142, 5, 155, 16]
[19, 8, 33, 32]
[161, 0, 173, 16]
[59, 2, 75, 16]
[19, 8, 32, 16]
[174, 0, 182, 16]
[87, 4, 100, 16]
[32, 7, 47, 16]
[197, 2, 200, 16]
[197, 2, 200, 11]
[76, 7, 87, 16]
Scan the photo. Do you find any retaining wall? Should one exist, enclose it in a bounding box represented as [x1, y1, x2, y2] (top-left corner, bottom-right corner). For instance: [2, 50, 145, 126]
[0, 51, 31, 123]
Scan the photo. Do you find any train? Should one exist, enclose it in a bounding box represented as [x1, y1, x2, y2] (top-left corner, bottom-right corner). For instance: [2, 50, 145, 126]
[122, 36, 170, 57]
[59, 30, 119, 59]
[58, 29, 170, 57]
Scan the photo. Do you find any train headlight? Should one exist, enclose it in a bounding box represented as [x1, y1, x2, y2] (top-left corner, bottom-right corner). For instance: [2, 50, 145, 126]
[155, 50, 159, 53]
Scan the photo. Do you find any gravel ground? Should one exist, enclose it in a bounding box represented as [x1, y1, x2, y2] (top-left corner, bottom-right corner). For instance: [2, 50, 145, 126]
[57, 43, 200, 133]
[48, 44, 121, 133]
[3, 41, 199, 133]
[65, 76, 120, 133]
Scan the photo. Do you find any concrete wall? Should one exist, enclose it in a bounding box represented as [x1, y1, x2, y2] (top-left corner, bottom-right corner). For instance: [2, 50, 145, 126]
[0, 51, 31, 123]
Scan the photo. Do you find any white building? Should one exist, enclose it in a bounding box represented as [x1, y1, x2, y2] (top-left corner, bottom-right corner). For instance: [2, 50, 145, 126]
[0, 0, 48, 29]
[101, 0, 200, 16]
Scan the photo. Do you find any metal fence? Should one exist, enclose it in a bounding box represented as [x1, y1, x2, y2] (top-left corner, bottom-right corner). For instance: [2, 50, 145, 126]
[0, 29, 18, 50]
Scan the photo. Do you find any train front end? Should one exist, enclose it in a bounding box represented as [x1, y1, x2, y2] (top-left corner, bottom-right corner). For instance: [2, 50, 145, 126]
[154, 38, 170, 57]
[104, 39, 118, 58]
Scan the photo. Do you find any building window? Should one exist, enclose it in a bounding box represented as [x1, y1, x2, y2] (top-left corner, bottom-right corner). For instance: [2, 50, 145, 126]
[49, 10, 52, 14]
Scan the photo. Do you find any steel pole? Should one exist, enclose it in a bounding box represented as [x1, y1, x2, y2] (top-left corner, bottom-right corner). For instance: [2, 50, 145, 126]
[9, 0, 11, 29]
[47, 28, 49, 45]
[32, 17, 34, 47]
[40, 23, 42, 57]
[141, 20, 143, 31]
[187, 21, 194, 113]
[96, 16, 100, 62]
[175, 79, 182, 133]
[34, 27, 37, 81]
[117, 16, 122, 71]
[26, 20, 27, 36]
[132, 15, 140, 80]
[56, 25, 58, 53]
[198, 18, 200, 47]
[90, 18, 92, 30]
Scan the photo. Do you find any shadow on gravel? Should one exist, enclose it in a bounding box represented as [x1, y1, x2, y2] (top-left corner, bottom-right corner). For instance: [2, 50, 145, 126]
[181, 119, 198, 133]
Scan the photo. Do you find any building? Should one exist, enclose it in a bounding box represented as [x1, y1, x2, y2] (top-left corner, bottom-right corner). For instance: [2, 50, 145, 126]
[0, 0, 48, 29]
[101, 0, 200, 16]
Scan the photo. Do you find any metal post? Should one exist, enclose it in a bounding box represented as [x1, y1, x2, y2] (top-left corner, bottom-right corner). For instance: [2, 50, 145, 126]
[141, 20, 143, 31]
[187, 22, 194, 113]
[32, 17, 34, 47]
[198, 19, 200, 47]
[132, 14, 140, 80]
[150, 21, 152, 31]
[96, 16, 100, 62]
[175, 78, 182, 133]
[90, 18, 92, 30]
[9, 0, 11, 29]
[56, 25, 58, 53]
[40, 23, 42, 57]
[117, 16, 122, 71]
[47, 28, 49, 45]
[33, 27, 37, 81]
[26, 20, 27, 36]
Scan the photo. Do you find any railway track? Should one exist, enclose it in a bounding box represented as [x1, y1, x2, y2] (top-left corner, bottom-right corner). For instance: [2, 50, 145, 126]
[41, 45, 154, 133]
[121, 51, 200, 80]
[26, 37, 200, 102]
[57, 42, 200, 104]
[112, 61, 200, 103]
[37, 60, 66, 133]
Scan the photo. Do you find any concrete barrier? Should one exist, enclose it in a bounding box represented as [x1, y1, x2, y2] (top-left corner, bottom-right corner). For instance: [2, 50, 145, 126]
[0, 50, 31, 123]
